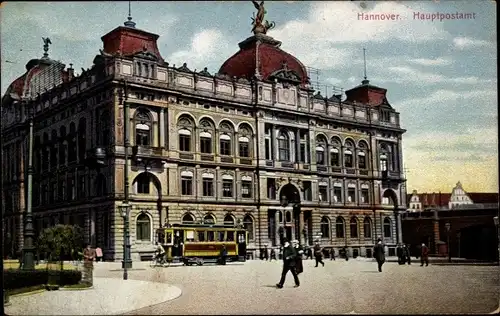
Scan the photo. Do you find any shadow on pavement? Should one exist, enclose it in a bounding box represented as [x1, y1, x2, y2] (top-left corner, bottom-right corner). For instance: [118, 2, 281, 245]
[261, 285, 279, 288]
[361, 271, 379, 273]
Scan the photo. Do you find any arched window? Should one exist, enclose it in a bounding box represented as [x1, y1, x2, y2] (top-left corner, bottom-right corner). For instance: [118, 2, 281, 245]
[177, 116, 193, 152]
[350, 217, 359, 238]
[199, 119, 214, 154]
[320, 216, 330, 238]
[277, 130, 290, 161]
[50, 130, 58, 168]
[98, 111, 111, 147]
[68, 122, 77, 162]
[357, 141, 367, 169]
[136, 173, 150, 194]
[219, 122, 233, 156]
[363, 217, 372, 238]
[243, 214, 254, 240]
[135, 110, 152, 146]
[59, 126, 66, 166]
[344, 139, 354, 168]
[204, 213, 216, 225]
[238, 125, 252, 158]
[78, 118, 86, 162]
[316, 135, 327, 165]
[136, 213, 151, 241]
[224, 214, 235, 226]
[380, 144, 390, 172]
[182, 213, 194, 224]
[336, 217, 345, 238]
[383, 217, 392, 238]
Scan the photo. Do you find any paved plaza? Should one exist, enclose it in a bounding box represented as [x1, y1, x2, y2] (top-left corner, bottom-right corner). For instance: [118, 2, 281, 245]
[5, 259, 499, 315]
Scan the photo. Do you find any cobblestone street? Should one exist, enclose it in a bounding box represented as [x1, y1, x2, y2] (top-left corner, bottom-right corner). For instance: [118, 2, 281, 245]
[97, 259, 499, 315]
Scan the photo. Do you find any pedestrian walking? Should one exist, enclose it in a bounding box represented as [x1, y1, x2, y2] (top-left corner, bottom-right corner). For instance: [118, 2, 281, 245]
[343, 246, 349, 261]
[269, 248, 276, 261]
[330, 248, 336, 261]
[397, 244, 404, 265]
[219, 244, 228, 265]
[420, 243, 429, 267]
[374, 238, 385, 272]
[276, 238, 300, 288]
[403, 244, 411, 265]
[292, 240, 304, 274]
[313, 240, 325, 267]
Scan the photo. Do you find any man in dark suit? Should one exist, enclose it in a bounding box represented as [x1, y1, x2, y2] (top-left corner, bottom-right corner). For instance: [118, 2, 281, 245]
[292, 240, 304, 275]
[374, 238, 386, 272]
[276, 238, 300, 288]
[420, 243, 429, 267]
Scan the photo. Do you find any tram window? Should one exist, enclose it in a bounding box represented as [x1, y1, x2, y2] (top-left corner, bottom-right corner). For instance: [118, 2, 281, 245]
[198, 231, 205, 242]
[166, 232, 172, 244]
[207, 231, 215, 241]
[227, 231, 234, 241]
[186, 230, 195, 242]
[218, 231, 225, 242]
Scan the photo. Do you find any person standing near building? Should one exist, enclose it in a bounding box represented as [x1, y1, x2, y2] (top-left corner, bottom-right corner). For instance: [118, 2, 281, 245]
[397, 244, 404, 265]
[403, 244, 411, 265]
[292, 240, 304, 274]
[276, 238, 300, 288]
[83, 244, 96, 284]
[219, 244, 228, 265]
[374, 238, 385, 272]
[420, 243, 429, 267]
[330, 248, 336, 261]
[269, 248, 276, 261]
[313, 240, 325, 267]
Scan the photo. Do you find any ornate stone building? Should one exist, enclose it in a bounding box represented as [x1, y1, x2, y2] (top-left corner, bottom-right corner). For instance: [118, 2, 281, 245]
[2, 7, 407, 260]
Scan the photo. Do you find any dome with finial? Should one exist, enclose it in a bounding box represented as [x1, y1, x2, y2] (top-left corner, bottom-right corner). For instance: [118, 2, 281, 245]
[218, 1, 309, 87]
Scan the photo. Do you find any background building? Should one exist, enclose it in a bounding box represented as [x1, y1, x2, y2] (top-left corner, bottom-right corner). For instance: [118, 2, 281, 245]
[2, 10, 407, 261]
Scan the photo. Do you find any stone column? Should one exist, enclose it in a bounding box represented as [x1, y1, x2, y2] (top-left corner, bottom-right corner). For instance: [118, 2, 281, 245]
[295, 129, 300, 163]
[270, 125, 276, 160]
[299, 211, 305, 245]
[159, 108, 165, 148]
[274, 210, 279, 246]
[395, 211, 403, 244]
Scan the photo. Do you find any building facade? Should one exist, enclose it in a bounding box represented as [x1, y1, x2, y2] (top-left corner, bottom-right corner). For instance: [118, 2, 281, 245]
[2, 11, 407, 261]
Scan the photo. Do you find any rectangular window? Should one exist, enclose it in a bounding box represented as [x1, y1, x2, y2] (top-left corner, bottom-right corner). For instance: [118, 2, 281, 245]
[222, 179, 233, 197]
[220, 140, 231, 155]
[361, 188, 369, 203]
[358, 155, 366, 169]
[303, 181, 312, 201]
[331, 151, 340, 167]
[197, 231, 205, 242]
[239, 142, 250, 157]
[278, 139, 289, 161]
[70, 178, 76, 200]
[79, 175, 86, 199]
[267, 178, 276, 199]
[181, 176, 193, 195]
[345, 154, 353, 168]
[207, 231, 215, 241]
[319, 185, 328, 202]
[200, 137, 212, 154]
[179, 135, 191, 152]
[136, 130, 150, 146]
[347, 187, 356, 202]
[299, 143, 306, 163]
[316, 151, 325, 165]
[265, 139, 270, 160]
[202, 178, 214, 196]
[242, 181, 252, 198]
[333, 186, 342, 203]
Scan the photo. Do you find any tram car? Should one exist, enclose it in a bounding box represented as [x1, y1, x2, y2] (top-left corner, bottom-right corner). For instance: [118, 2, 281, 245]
[156, 224, 248, 265]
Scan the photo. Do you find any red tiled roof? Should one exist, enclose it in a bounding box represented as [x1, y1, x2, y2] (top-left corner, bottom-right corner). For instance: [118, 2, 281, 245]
[101, 26, 164, 62]
[418, 193, 451, 207]
[468, 193, 499, 204]
[345, 81, 390, 107]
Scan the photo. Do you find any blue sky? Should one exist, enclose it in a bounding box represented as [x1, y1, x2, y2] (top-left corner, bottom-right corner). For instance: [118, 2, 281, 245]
[1, 1, 497, 193]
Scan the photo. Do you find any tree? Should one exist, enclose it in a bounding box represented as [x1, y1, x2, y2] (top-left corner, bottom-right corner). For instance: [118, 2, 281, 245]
[36, 225, 84, 269]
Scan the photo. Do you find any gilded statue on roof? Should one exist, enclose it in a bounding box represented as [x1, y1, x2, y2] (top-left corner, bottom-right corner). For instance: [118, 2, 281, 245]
[251, 1, 275, 35]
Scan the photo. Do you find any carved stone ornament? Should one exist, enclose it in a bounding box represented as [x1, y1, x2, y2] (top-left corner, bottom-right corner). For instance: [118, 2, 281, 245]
[177, 63, 192, 73]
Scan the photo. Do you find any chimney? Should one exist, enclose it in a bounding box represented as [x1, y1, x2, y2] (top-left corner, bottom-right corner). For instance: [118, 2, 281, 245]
[68, 63, 74, 81]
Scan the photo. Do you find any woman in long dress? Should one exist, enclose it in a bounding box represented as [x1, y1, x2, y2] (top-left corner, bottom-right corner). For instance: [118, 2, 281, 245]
[292, 240, 304, 274]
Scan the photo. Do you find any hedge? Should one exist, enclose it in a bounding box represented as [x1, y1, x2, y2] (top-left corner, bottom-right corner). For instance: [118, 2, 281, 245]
[4, 269, 82, 290]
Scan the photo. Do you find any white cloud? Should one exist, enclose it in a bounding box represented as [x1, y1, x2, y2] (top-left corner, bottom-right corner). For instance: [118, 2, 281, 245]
[408, 58, 452, 66]
[269, 2, 449, 70]
[399, 89, 498, 112]
[167, 29, 231, 72]
[371, 65, 494, 85]
[453, 37, 492, 50]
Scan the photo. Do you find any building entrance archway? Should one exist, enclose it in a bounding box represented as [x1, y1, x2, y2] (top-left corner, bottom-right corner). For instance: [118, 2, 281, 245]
[382, 189, 402, 244]
[267, 183, 303, 246]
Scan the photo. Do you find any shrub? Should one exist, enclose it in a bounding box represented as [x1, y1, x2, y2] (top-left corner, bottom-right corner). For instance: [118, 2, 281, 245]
[4, 269, 82, 290]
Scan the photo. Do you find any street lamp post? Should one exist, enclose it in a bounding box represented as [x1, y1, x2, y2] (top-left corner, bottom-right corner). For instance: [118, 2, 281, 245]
[22, 102, 35, 270]
[119, 202, 132, 280]
[445, 222, 451, 263]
